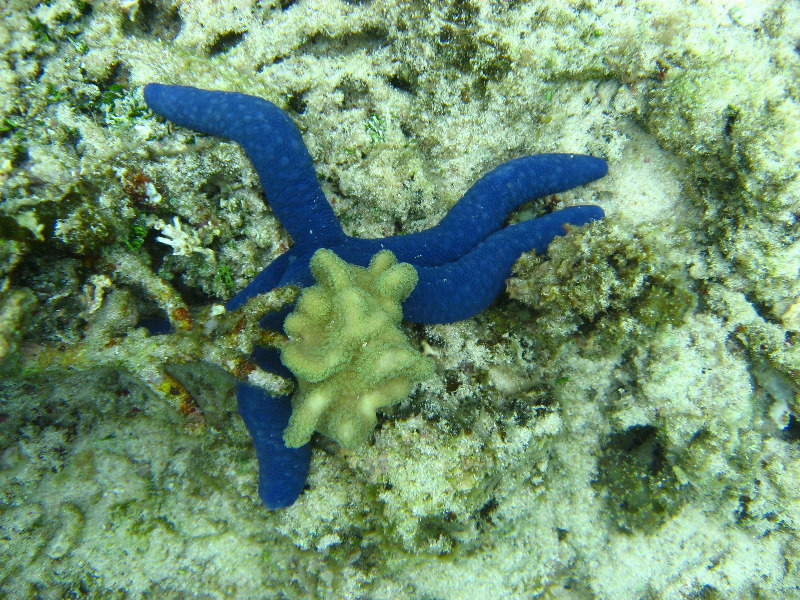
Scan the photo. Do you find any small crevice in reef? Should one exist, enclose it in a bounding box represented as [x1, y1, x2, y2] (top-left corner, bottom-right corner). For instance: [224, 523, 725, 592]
[594, 424, 686, 533]
[385, 68, 418, 96]
[121, 0, 182, 41]
[295, 27, 391, 58]
[781, 413, 800, 443]
[207, 30, 246, 57]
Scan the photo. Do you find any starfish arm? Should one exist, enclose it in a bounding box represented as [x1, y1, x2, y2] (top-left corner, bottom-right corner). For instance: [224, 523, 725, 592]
[226, 250, 291, 311]
[144, 84, 344, 247]
[236, 381, 311, 509]
[403, 205, 604, 323]
[362, 154, 607, 266]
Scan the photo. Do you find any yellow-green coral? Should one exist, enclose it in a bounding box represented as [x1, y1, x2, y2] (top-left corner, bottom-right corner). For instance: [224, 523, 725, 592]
[281, 248, 434, 449]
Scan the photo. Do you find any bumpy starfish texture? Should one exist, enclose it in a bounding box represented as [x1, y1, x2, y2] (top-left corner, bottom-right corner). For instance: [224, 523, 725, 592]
[144, 83, 608, 509]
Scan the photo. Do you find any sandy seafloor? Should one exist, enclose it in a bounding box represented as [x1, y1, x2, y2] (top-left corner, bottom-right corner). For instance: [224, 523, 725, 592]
[1, 0, 799, 598]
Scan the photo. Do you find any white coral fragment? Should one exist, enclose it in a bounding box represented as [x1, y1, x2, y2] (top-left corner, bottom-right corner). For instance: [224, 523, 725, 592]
[154, 217, 214, 258]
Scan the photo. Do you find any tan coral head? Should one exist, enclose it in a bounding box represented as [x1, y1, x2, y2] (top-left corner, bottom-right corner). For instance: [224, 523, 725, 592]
[281, 248, 434, 449]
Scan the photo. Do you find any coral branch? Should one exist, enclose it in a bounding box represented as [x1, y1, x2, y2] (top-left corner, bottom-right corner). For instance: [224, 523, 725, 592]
[5, 251, 298, 430]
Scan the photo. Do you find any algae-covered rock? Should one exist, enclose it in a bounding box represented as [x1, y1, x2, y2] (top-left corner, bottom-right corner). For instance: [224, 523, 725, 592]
[507, 220, 695, 361]
[0, 288, 36, 362]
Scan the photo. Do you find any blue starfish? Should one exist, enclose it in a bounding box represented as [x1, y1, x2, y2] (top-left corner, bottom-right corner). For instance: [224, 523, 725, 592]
[144, 83, 607, 508]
